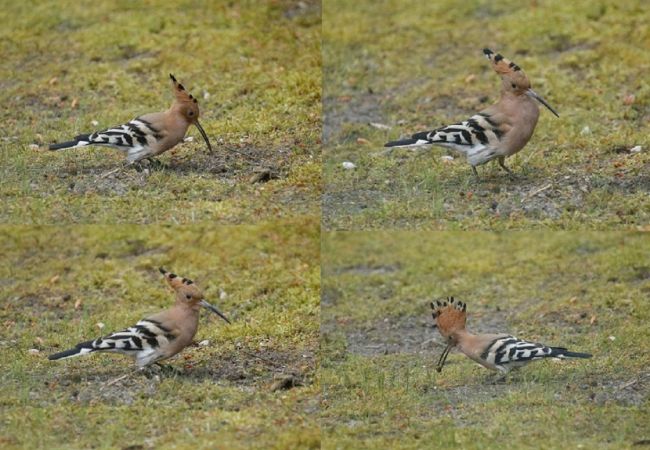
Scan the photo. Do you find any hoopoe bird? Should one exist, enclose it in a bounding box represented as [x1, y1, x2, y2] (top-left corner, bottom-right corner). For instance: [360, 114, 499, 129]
[48, 268, 230, 369]
[385, 49, 559, 178]
[49, 74, 212, 164]
[430, 298, 591, 375]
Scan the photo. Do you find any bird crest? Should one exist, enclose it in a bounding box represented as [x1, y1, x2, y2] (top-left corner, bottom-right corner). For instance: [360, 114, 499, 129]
[430, 297, 467, 337]
[169, 73, 199, 105]
[483, 48, 530, 90]
[159, 267, 203, 300]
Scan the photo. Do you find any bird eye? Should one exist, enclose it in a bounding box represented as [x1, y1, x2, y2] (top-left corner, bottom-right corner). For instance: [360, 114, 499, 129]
[186, 294, 192, 299]
[511, 83, 517, 88]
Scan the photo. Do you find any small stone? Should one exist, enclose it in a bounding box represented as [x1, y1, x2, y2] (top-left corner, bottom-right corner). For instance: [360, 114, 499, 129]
[198, 340, 210, 347]
[368, 122, 391, 130]
[183, 136, 194, 142]
[580, 126, 591, 135]
[28, 349, 40, 355]
[629, 146, 642, 154]
[608, 336, 616, 341]
[271, 375, 302, 392]
[97, 322, 105, 330]
[342, 161, 356, 170]
[91, 120, 99, 127]
[356, 137, 370, 145]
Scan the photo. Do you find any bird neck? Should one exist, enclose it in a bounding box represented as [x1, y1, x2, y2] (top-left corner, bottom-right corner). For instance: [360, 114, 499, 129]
[451, 327, 474, 345]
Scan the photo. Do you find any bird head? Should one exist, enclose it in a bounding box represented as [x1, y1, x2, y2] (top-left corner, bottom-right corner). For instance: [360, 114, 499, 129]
[431, 297, 467, 342]
[431, 297, 467, 373]
[169, 73, 213, 151]
[482, 49, 559, 118]
[159, 267, 230, 324]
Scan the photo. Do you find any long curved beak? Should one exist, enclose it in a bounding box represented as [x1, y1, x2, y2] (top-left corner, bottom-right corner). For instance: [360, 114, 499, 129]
[436, 342, 453, 373]
[194, 120, 213, 152]
[199, 300, 231, 324]
[527, 89, 560, 118]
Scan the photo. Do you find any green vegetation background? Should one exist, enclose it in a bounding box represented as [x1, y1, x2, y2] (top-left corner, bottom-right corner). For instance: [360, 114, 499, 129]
[0, 0, 321, 224]
[0, 220, 320, 449]
[322, 231, 649, 449]
[323, 0, 649, 229]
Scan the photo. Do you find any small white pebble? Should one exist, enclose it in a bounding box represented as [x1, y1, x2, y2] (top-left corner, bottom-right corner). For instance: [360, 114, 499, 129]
[183, 136, 194, 142]
[91, 120, 99, 127]
[198, 340, 210, 347]
[28, 349, 40, 354]
[630, 145, 642, 153]
[608, 336, 616, 341]
[440, 155, 454, 161]
[580, 126, 591, 135]
[368, 122, 391, 130]
[28, 144, 39, 150]
[219, 290, 228, 300]
[203, 91, 210, 100]
[96, 322, 105, 330]
[342, 161, 356, 170]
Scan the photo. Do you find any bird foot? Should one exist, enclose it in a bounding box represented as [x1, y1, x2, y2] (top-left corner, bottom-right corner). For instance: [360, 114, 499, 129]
[143, 363, 182, 378]
[133, 158, 167, 172]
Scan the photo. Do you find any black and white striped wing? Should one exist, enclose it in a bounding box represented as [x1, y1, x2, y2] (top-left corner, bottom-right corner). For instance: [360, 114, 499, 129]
[90, 318, 176, 364]
[85, 118, 163, 152]
[481, 336, 553, 370]
[413, 113, 503, 152]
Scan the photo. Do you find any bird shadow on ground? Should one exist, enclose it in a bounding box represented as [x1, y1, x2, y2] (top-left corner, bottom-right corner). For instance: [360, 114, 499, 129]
[47, 347, 315, 405]
[47, 145, 291, 196]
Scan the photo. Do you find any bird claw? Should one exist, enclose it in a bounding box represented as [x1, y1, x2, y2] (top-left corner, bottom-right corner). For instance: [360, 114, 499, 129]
[133, 158, 167, 172]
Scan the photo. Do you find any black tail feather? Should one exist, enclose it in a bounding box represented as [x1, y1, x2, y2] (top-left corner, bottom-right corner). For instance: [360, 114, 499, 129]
[550, 347, 592, 359]
[385, 131, 432, 148]
[49, 134, 91, 151]
[48, 340, 94, 360]
[385, 138, 419, 147]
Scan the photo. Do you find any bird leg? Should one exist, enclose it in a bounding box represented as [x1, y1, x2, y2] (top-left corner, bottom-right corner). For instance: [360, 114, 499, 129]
[489, 369, 512, 384]
[471, 166, 480, 180]
[497, 156, 514, 175]
[152, 363, 183, 376]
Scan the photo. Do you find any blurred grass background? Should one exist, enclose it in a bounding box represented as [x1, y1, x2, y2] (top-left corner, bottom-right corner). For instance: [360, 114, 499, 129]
[0, 219, 320, 449]
[0, 0, 321, 223]
[321, 231, 650, 449]
[323, 0, 649, 229]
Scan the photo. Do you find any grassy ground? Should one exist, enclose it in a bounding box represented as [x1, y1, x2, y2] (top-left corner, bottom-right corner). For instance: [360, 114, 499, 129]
[323, 0, 649, 230]
[321, 232, 650, 449]
[0, 0, 321, 224]
[0, 220, 320, 449]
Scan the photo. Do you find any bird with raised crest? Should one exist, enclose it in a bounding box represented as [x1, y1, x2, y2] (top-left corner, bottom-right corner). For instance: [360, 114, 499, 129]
[49, 74, 212, 165]
[48, 268, 230, 370]
[385, 49, 559, 178]
[430, 297, 591, 378]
